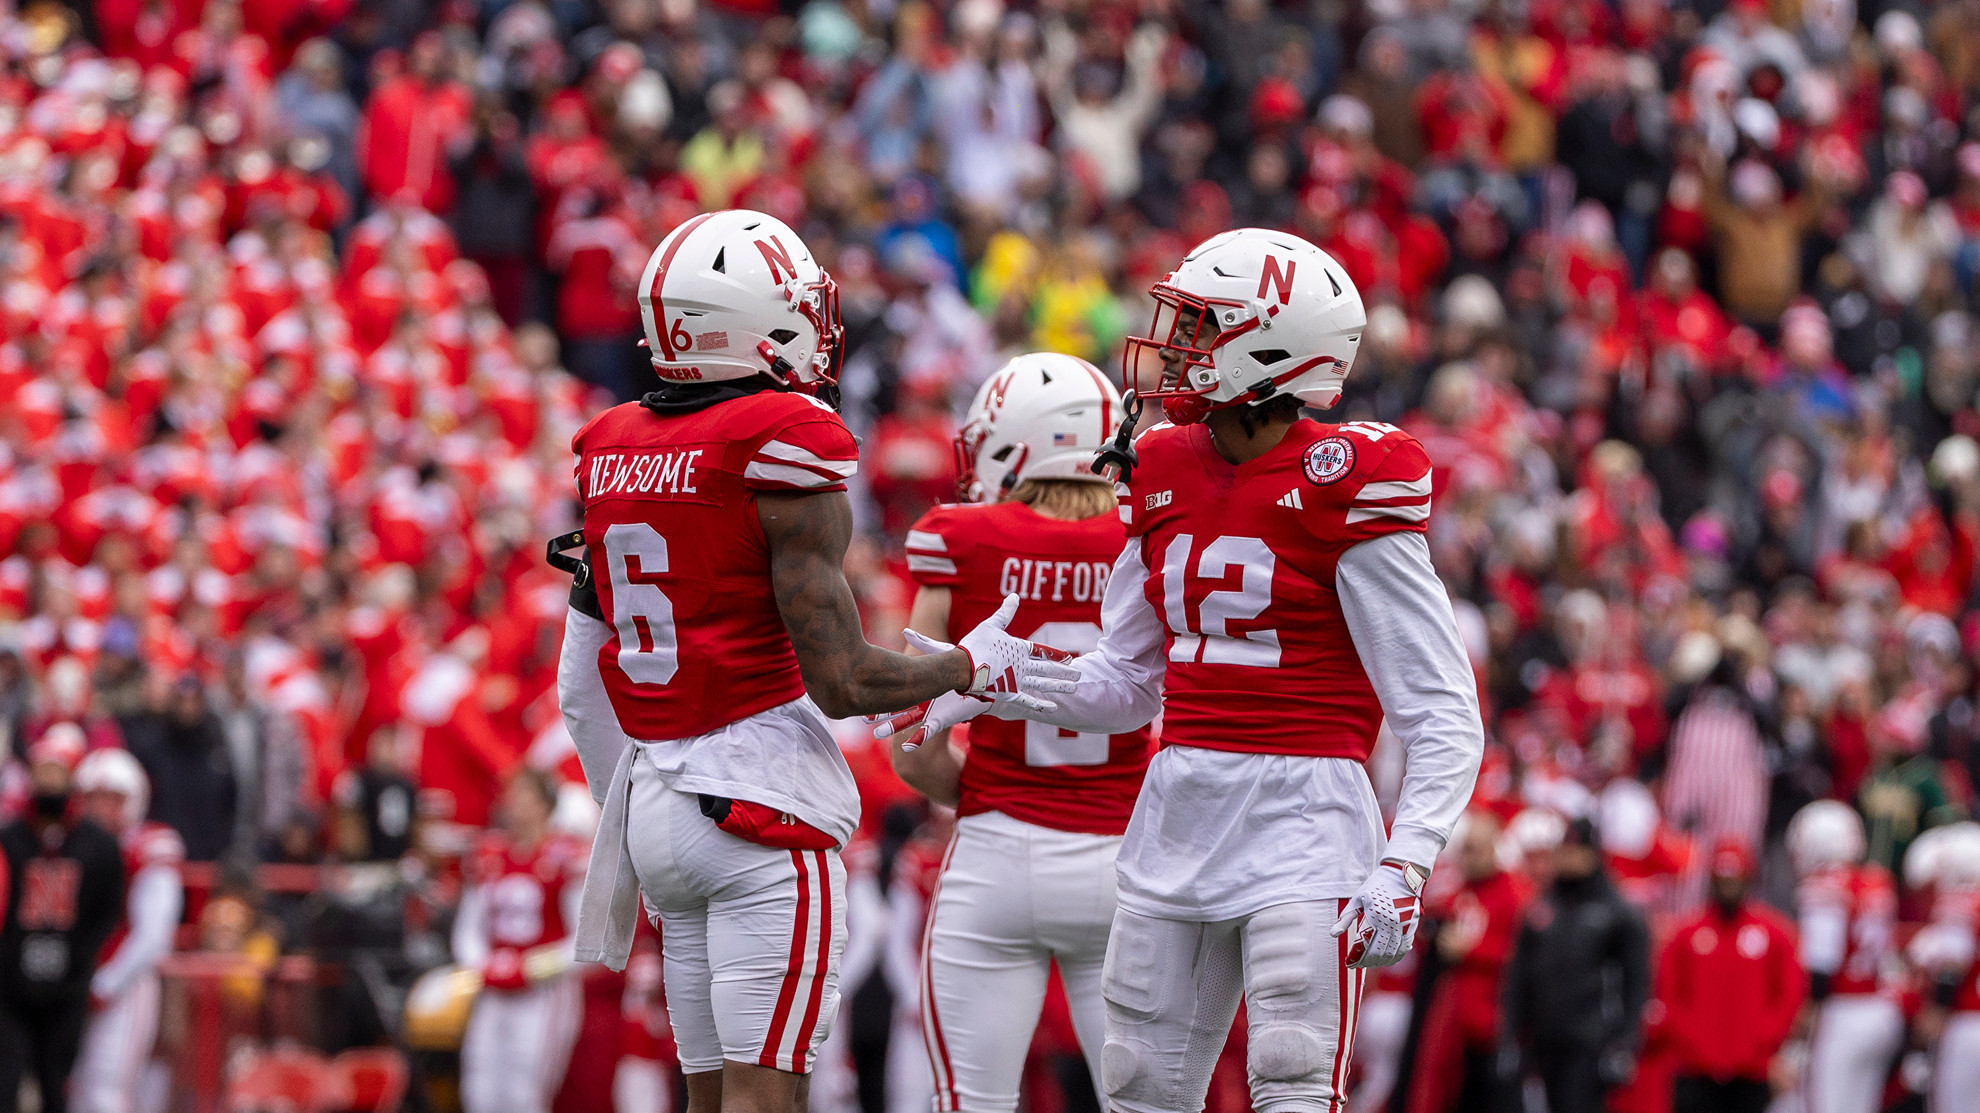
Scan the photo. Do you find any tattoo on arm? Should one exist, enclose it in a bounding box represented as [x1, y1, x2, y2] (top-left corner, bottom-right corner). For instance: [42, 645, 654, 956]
[759, 490, 970, 718]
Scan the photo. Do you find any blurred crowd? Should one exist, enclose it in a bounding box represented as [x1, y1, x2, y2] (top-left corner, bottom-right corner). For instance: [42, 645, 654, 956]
[1, 0, 1979, 1103]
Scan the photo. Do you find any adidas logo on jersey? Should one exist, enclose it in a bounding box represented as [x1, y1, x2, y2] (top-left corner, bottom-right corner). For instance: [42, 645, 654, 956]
[1277, 489, 1304, 510]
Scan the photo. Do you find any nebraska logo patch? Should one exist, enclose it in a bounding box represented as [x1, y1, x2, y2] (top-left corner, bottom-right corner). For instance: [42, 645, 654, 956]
[1303, 437, 1355, 485]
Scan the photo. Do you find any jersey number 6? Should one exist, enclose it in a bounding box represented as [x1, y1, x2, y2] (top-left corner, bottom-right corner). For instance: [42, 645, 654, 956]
[604, 523, 680, 685]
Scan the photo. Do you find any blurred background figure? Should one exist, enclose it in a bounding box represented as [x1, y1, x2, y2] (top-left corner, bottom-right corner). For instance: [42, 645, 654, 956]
[0, 731, 125, 1113]
[1787, 801, 1901, 1113]
[70, 749, 183, 1113]
[452, 770, 585, 1113]
[1502, 818, 1648, 1113]
[1653, 839, 1803, 1113]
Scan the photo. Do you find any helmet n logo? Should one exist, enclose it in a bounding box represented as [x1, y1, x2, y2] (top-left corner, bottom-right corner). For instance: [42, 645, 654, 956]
[984, 367, 1015, 414]
[756, 236, 797, 285]
[1258, 255, 1296, 305]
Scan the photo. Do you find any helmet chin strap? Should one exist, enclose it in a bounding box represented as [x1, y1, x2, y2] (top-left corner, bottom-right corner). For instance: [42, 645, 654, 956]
[1162, 376, 1278, 427]
[1091, 391, 1145, 483]
[755, 341, 841, 409]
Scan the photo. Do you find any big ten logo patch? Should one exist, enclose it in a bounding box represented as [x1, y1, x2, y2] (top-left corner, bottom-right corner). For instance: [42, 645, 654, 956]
[1303, 437, 1355, 485]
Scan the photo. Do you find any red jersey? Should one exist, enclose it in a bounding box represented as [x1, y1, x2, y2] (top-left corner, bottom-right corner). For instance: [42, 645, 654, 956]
[572, 391, 860, 741]
[1797, 863, 1897, 996]
[1655, 903, 1805, 1081]
[99, 823, 183, 969]
[1118, 419, 1432, 757]
[904, 500, 1152, 836]
[464, 831, 588, 952]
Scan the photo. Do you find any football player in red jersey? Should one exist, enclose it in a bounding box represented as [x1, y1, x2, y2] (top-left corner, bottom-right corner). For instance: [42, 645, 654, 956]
[70, 749, 183, 1113]
[890, 228, 1484, 1113]
[1786, 801, 1902, 1113]
[454, 770, 589, 1113]
[555, 209, 1074, 1113]
[880, 352, 1153, 1113]
[1905, 823, 1980, 1113]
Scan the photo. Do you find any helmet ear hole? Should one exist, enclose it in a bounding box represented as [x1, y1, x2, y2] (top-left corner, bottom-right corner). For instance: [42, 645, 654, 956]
[767, 328, 799, 345]
[1251, 349, 1291, 367]
[991, 445, 1017, 462]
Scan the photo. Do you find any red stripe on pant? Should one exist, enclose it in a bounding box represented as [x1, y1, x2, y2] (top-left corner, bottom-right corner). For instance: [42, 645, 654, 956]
[1330, 897, 1352, 1113]
[790, 850, 833, 1071]
[921, 838, 961, 1110]
[760, 850, 814, 1069]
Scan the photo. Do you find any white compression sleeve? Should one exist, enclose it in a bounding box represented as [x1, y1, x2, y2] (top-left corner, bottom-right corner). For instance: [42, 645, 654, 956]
[1336, 531, 1485, 870]
[90, 865, 183, 999]
[558, 607, 633, 804]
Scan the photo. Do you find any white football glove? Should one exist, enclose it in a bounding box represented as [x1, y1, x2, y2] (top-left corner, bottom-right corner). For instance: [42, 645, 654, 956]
[1330, 859, 1426, 969]
[870, 690, 985, 750]
[873, 595, 1079, 750]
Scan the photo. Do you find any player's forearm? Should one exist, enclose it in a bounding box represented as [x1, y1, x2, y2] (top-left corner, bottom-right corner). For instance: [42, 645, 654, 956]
[761, 490, 974, 717]
[889, 732, 963, 807]
[1337, 532, 1485, 869]
[811, 643, 971, 719]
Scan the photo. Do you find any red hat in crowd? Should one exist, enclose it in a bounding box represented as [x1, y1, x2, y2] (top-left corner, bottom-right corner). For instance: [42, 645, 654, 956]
[27, 723, 88, 772]
[1709, 838, 1757, 880]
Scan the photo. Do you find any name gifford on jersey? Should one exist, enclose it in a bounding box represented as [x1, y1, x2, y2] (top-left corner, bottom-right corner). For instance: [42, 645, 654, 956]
[1000, 557, 1112, 603]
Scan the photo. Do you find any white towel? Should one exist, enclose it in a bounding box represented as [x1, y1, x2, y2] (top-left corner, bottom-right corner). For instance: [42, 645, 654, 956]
[573, 741, 640, 970]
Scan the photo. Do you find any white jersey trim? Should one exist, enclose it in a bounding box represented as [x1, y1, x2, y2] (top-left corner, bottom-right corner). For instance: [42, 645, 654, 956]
[1345, 501, 1432, 525]
[744, 461, 845, 488]
[1355, 476, 1431, 502]
[755, 438, 857, 476]
[907, 554, 958, 576]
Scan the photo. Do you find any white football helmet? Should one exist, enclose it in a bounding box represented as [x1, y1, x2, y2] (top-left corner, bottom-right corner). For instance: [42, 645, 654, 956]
[1125, 228, 1366, 424]
[1499, 807, 1567, 871]
[954, 353, 1122, 502]
[75, 747, 150, 832]
[1787, 800, 1866, 875]
[637, 209, 841, 388]
[1908, 821, 1980, 889]
[1904, 824, 1951, 890]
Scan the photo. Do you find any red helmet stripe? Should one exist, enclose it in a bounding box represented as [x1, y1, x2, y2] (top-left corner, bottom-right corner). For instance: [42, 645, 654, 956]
[1074, 359, 1113, 439]
[648, 212, 717, 361]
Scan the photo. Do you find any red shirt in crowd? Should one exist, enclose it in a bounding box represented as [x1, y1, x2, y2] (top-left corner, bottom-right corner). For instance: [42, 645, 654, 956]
[1654, 900, 1804, 1081]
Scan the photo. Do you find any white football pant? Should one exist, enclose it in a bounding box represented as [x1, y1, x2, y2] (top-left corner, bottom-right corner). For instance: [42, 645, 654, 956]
[1805, 995, 1902, 1113]
[628, 767, 846, 1073]
[615, 1056, 676, 1113]
[72, 971, 161, 1113]
[1932, 1012, 1980, 1113]
[460, 976, 582, 1113]
[1101, 899, 1365, 1113]
[921, 811, 1116, 1113]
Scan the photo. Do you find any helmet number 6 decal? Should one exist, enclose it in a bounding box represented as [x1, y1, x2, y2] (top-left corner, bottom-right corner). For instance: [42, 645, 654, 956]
[669, 320, 693, 354]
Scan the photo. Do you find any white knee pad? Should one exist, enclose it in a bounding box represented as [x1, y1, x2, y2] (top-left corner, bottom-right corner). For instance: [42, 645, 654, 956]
[1249, 1025, 1328, 1083]
[1244, 907, 1329, 1083]
[1100, 911, 1243, 1113]
[1101, 1038, 1155, 1099]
